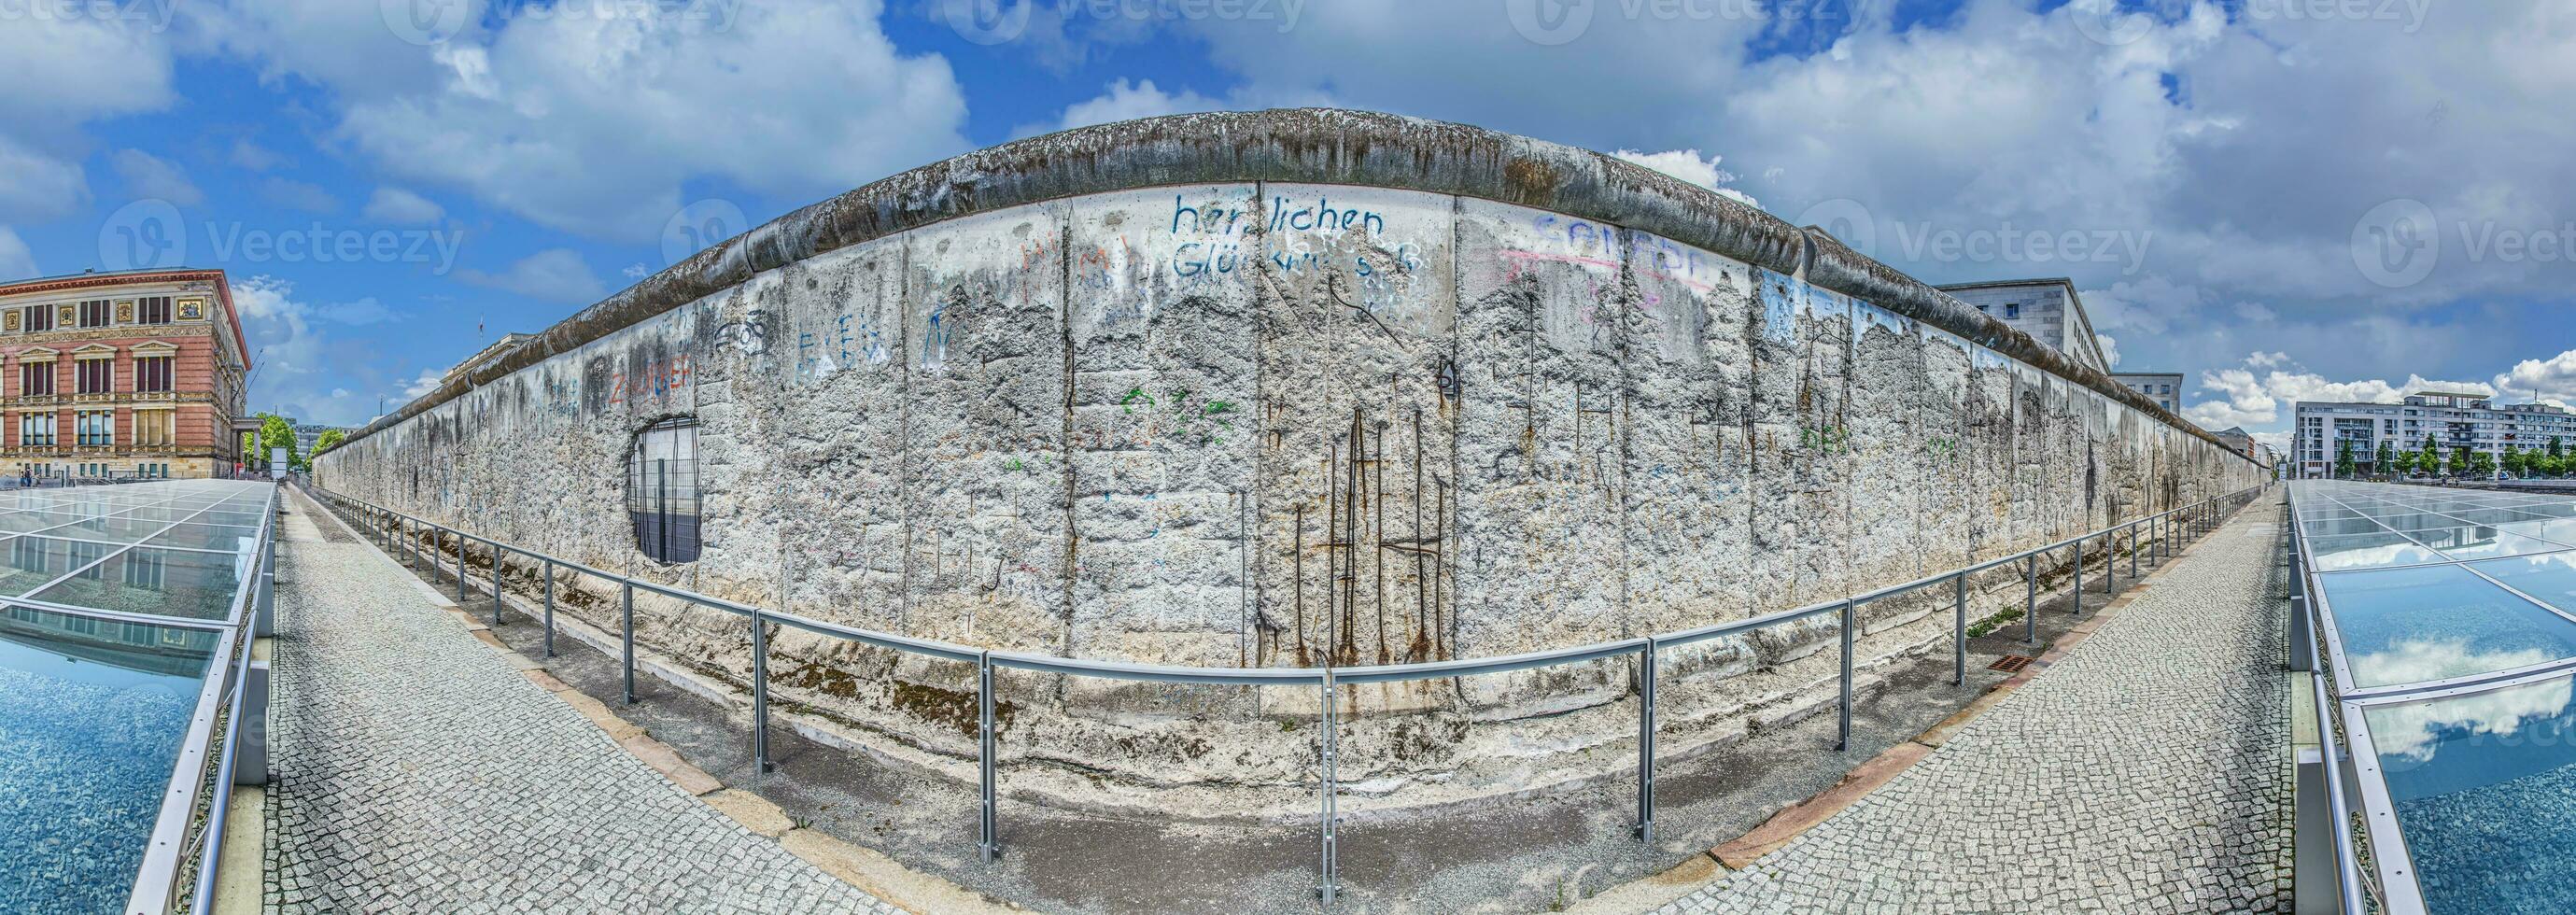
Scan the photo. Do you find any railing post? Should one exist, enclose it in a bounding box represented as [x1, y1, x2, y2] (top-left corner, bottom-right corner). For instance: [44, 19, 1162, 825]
[978, 651, 998, 864]
[1836, 598, 1855, 752]
[752, 605, 772, 773]
[1636, 638, 1656, 843]
[621, 582, 638, 705]
[1952, 572, 1966, 686]
[2072, 535, 2084, 612]
[541, 559, 556, 658]
[455, 530, 467, 605]
[1317, 668, 1340, 904]
[2023, 555, 2037, 646]
[2130, 522, 2140, 579]
[2104, 528, 2116, 594]
[491, 542, 504, 626]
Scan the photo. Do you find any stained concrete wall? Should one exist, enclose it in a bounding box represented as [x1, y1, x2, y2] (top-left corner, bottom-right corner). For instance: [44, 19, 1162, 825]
[317, 110, 2261, 813]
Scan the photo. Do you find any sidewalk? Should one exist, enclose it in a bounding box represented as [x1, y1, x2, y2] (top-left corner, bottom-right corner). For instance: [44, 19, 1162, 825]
[1655, 494, 2292, 913]
[260, 486, 899, 913]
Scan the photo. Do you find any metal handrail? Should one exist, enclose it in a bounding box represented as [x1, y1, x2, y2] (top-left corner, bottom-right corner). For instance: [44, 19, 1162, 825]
[303, 479, 2268, 903]
[2285, 486, 2379, 915]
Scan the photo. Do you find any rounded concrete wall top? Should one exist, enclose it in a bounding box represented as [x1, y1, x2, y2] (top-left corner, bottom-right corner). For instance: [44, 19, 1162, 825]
[344, 107, 2244, 460]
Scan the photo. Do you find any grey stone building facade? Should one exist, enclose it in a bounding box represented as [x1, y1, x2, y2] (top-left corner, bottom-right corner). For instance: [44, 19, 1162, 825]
[1936, 278, 2111, 374]
[316, 110, 2264, 814]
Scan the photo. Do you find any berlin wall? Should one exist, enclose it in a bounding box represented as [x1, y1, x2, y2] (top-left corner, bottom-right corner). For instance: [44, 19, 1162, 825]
[317, 109, 2265, 816]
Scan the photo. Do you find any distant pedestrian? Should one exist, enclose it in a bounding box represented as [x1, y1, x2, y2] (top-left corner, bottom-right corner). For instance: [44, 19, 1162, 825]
[17, 468, 27, 489]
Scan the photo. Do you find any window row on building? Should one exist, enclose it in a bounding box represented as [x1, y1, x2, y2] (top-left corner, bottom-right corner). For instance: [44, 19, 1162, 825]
[8, 350, 180, 397]
[14, 409, 179, 448]
[2292, 392, 2576, 475]
[6, 296, 186, 334]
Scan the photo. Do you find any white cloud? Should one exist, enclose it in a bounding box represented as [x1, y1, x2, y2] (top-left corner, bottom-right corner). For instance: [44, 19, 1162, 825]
[0, 13, 176, 221]
[1039, 78, 1224, 135]
[211, 0, 974, 240]
[260, 177, 341, 214]
[401, 369, 443, 399]
[2496, 350, 2576, 405]
[1612, 149, 1759, 208]
[229, 138, 287, 171]
[2185, 352, 2496, 429]
[109, 149, 203, 207]
[360, 187, 445, 224]
[457, 248, 606, 303]
[2094, 332, 2121, 369]
[0, 227, 35, 281]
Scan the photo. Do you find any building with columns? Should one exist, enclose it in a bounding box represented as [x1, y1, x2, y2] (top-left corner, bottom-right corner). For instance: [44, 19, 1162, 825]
[0, 268, 249, 479]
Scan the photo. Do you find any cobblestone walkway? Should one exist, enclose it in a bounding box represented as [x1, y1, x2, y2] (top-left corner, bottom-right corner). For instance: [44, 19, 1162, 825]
[1664, 496, 2292, 914]
[263, 488, 896, 913]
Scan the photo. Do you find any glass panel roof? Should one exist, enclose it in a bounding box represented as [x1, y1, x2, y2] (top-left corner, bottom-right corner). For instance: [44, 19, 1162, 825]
[2316, 565, 2576, 688]
[2362, 674, 2576, 915]
[2301, 481, 2576, 913]
[0, 480, 270, 622]
[0, 607, 218, 914]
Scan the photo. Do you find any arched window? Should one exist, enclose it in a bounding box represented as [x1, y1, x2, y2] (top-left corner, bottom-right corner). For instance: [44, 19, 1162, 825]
[627, 417, 701, 563]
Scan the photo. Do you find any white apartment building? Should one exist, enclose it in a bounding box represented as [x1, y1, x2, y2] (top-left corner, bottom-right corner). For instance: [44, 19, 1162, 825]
[2292, 390, 2576, 478]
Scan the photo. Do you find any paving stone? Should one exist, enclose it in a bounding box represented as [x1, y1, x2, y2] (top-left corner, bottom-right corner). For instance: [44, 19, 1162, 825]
[263, 488, 900, 914]
[1671, 496, 2292, 914]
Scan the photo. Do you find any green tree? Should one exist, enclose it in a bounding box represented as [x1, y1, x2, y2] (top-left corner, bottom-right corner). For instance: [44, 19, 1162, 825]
[315, 428, 346, 454]
[2505, 444, 2527, 478]
[2393, 451, 2419, 476]
[2374, 440, 2396, 476]
[2422, 434, 2442, 475]
[2335, 438, 2357, 478]
[2554, 436, 2567, 460]
[2468, 450, 2499, 478]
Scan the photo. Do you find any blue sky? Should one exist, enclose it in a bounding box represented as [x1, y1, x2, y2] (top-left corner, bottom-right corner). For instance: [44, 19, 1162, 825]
[1, 0, 2567, 450]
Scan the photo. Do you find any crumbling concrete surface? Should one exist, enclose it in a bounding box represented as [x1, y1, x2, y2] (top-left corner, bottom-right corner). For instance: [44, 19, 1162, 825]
[316, 109, 2263, 816]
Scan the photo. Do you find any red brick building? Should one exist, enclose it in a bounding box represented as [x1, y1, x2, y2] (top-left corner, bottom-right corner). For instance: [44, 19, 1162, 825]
[0, 268, 249, 479]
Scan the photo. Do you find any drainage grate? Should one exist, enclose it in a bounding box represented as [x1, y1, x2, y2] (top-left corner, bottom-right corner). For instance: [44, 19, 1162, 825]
[1989, 655, 2035, 673]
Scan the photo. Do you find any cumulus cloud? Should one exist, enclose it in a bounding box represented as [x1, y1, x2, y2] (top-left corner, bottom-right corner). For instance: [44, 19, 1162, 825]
[260, 177, 340, 214]
[2185, 352, 2496, 429]
[1613, 149, 1759, 208]
[197, 0, 974, 240]
[2494, 350, 2576, 406]
[457, 248, 607, 303]
[2094, 332, 2121, 370]
[0, 227, 35, 281]
[360, 187, 445, 224]
[109, 149, 203, 207]
[0, 12, 175, 221]
[1040, 78, 1223, 134]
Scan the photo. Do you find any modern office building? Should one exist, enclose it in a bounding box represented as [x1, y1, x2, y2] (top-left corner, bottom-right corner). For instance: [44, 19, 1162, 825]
[2115, 372, 2186, 413]
[0, 268, 249, 479]
[2292, 390, 2576, 478]
[1937, 278, 2113, 374]
[2209, 425, 2257, 459]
